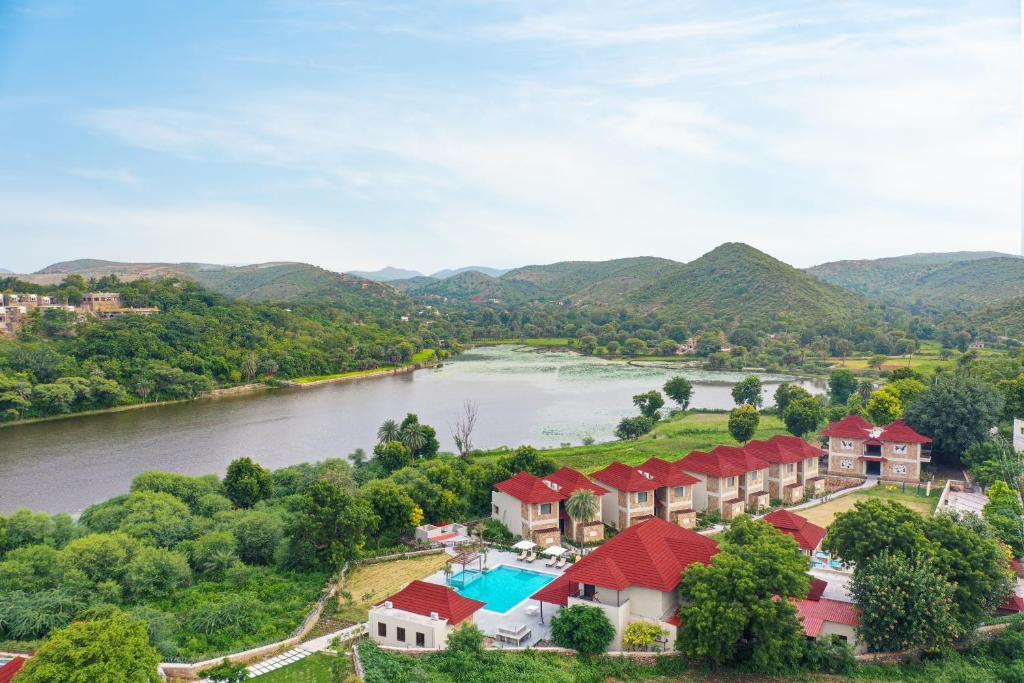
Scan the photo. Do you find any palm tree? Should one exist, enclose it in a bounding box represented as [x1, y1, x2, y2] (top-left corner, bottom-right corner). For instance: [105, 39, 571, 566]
[377, 419, 400, 444]
[564, 489, 600, 543]
[400, 423, 427, 455]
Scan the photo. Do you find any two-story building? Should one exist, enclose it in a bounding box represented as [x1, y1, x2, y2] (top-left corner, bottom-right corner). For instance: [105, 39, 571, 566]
[590, 461, 658, 531]
[763, 509, 827, 555]
[491, 468, 609, 546]
[679, 445, 769, 519]
[81, 292, 122, 312]
[369, 580, 485, 650]
[491, 471, 564, 547]
[746, 435, 826, 503]
[635, 457, 700, 529]
[824, 415, 931, 483]
[531, 517, 719, 650]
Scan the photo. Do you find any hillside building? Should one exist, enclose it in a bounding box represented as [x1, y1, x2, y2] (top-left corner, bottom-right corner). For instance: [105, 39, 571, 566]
[824, 415, 931, 482]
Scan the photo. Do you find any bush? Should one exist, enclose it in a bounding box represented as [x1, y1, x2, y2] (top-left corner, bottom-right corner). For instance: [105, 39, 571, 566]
[623, 621, 666, 651]
[802, 635, 856, 674]
[479, 519, 514, 543]
[549, 604, 615, 655]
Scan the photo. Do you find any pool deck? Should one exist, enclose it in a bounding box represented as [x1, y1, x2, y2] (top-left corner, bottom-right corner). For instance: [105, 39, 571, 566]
[423, 550, 564, 646]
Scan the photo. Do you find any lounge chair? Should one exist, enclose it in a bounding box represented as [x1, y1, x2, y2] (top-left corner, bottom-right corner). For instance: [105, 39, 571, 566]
[517, 549, 528, 561]
[497, 623, 532, 645]
[545, 555, 557, 567]
[525, 551, 536, 563]
[555, 556, 566, 569]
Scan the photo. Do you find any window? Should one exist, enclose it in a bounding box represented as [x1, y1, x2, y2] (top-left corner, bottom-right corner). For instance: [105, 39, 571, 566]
[750, 470, 759, 481]
[492, 504, 499, 514]
[416, 632, 425, 647]
[893, 444, 908, 455]
[637, 491, 649, 503]
[841, 439, 854, 450]
[674, 486, 686, 497]
[397, 627, 406, 642]
[377, 622, 387, 637]
[726, 477, 736, 488]
[786, 463, 795, 474]
[540, 503, 552, 515]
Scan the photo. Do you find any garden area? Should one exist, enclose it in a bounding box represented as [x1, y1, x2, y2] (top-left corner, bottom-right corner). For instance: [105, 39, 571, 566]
[256, 653, 343, 682]
[336, 553, 449, 623]
[799, 485, 941, 528]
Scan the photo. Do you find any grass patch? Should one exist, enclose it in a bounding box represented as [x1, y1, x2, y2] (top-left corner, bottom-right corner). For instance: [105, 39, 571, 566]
[337, 554, 449, 623]
[476, 411, 789, 474]
[472, 337, 571, 347]
[799, 486, 939, 528]
[254, 653, 339, 682]
[292, 367, 398, 383]
[411, 349, 437, 363]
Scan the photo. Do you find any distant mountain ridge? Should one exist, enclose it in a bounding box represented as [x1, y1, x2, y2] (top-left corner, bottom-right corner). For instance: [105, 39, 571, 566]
[430, 266, 508, 279]
[346, 266, 425, 282]
[807, 251, 1024, 308]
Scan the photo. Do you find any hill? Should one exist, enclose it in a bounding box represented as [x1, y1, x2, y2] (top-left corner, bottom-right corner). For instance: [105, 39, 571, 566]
[502, 256, 678, 304]
[0, 268, 11, 274]
[346, 266, 424, 281]
[974, 297, 1024, 339]
[429, 266, 509, 279]
[405, 270, 542, 303]
[629, 243, 869, 327]
[806, 251, 1020, 306]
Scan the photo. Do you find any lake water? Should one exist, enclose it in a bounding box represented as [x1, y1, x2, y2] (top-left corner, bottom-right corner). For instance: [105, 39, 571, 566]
[0, 346, 824, 514]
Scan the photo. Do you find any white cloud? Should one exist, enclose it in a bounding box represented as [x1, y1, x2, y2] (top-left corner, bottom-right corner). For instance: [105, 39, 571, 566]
[66, 167, 140, 185]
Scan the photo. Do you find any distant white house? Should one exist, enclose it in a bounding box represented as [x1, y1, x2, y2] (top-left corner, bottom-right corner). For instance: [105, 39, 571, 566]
[1014, 418, 1024, 454]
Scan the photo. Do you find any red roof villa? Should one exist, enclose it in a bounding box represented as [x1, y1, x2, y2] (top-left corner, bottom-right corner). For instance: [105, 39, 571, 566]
[763, 509, 827, 554]
[746, 435, 827, 503]
[491, 468, 609, 546]
[679, 445, 770, 519]
[591, 459, 700, 530]
[369, 580, 485, 650]
[824, 416, 931, 482]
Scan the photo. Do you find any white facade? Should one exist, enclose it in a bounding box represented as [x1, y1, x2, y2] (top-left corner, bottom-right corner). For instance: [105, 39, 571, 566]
[368, 603, 458, 650]
[1014, 418, 1024, 454]
[570, 584, 677, 651]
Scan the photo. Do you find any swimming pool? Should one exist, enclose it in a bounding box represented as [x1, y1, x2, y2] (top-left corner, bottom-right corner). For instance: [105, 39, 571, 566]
[448, 565, 556, 613]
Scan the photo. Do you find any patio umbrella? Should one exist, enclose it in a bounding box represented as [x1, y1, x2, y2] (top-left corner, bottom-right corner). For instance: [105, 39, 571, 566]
[542, 545, 567, 556]
[512, 540, 536, 550]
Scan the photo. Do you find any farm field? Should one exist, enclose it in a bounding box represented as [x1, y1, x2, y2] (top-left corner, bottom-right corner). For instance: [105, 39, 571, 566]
[336, 553, 450, 623]
[477, 411, 790, 474]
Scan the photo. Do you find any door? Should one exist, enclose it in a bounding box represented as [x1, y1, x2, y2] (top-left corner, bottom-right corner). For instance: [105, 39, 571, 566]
[866, 461, 881, 476]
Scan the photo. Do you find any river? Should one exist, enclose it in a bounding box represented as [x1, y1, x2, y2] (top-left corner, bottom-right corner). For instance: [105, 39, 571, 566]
[0, 346, 825, 514]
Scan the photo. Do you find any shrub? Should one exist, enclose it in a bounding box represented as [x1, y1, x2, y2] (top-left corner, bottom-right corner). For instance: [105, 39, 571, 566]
[549, 604, 615, 655]
[623, 621, 666, 651]
[479, 519, 514, 544]
[802, 635, 856, 674]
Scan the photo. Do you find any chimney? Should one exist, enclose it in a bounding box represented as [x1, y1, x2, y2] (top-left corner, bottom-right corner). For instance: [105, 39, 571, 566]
[384, 601, 393, 609]
[430, 611, 439, 621]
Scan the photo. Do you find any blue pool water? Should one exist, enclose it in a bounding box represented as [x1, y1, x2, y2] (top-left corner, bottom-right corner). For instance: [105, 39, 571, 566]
[448, 565, 556, 613]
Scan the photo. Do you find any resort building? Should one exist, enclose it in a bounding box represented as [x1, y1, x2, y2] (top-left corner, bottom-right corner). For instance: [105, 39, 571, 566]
[491, 468, 608, 546]
[793, 594, 864, 654]
[746, 435, 826, 503]
[1013, 418, 1023, 454]
[824, 416, 931, 483]
[679, 445, 770, 519]
[369, 580, 485, 650]
[635, 457, 700, 529]
[762, 509, 827, 555]
[531, 517, 719, 650]
[81, 291, 122, 312]
[590, 462, 657, 530]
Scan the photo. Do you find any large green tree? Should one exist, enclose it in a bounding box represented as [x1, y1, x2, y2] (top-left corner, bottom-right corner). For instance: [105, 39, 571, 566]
[15, 612, 161, 683]
[731, 375, 763, 408]
[677, 516, 809, 673]
[829, 369, 858, 405]
[903, 374, 1004, 460]
[284, 480, 378, 570]
[632, 390, 665, 420]
[774, 383, 810, 415]
[850, 551, 961, 652]
[664, 376, 694, 411]
[783, 396, 822, 438]
[549, 604, 615, 656]
[361, 479, 422, 546]
[223, 457, 273, 508]
[728, 405, 759, 444]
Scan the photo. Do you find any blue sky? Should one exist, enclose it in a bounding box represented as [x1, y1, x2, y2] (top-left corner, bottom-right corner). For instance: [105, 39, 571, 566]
[0, 0, 1018, 273]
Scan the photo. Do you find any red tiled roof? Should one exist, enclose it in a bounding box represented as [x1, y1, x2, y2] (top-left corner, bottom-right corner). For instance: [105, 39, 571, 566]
[794, 597, 859, 637]
[636, 457, 701, 488]
[998, 595, 1024, 614]
[879, 419, 931, 444]
[768, 434, 826, 459]
[531, 574, 575, 607]
[763, 509, 827, 552]
[679, 445, 768, 478]
[746, 438, 805, 465]
[821, 414, 873, 439]
[543, 467, 609, 497]
[590, 461, 658, 493]
[807, 577, 827, 601]
[377, 580, 485, 625]
[563, 517, 718, 592]
[494, 471, 565, 504]
[0, 658, 26, 683]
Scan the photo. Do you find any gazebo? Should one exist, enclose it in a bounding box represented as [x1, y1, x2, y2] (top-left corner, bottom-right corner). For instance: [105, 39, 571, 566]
[446, 550, 483, 588]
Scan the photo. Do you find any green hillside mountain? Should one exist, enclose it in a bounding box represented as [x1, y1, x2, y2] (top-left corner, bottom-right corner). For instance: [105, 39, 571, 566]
[430, 266, 508, 279]
[806, 251, 1020, 307]
[974, 297, 1024, 339]
[503, 256, 678, 304]
[628, 243, 869, 327]
[346, 266, 424, 281]
[405, 270, 542, 303]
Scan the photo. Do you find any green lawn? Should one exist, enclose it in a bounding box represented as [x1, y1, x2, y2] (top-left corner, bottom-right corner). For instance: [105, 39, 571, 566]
[291, 367, 398, 383]
[254, 653, 339, 682]
[411, 349, 437, 363]
[476, 411, 789, 474]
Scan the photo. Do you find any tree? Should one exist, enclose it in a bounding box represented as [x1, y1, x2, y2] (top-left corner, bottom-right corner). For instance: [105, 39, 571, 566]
[850, 551, 961, 653]
[783, 396, 822, 438]
[904, 374, 1004, 460]
[827, 368, 860, 405]
[373, 441, 413, 473]
[495, 446, 556, 477]
[191, 531, 239, 576]
[117, 491, 195, 548]
[400, 414, 439, 458]
[223, 457, 273, 508]
[983, 481, 1024, 557]
[663, 376, 694, 411]
[284, 480, 378, 570]
[451, 400, 479, 457]
[677, 516, 809, 672]
[204, 659, 249, 683]
[632, 390, 664, 420]
[823, 499, 931, 568]
[615, 415, 654, 440]
[773, 383, 809, 414]
[446, 622, 485, 656]
[361, 479, 422, 546]
[728, 405, 759, 444]
[549, 604, 615, 655]
[623, 621, 667, 651]
[377, 419, 401, 444]
[16, 612, 161, 683]
[731, 375, 763, 407]
[123, 546, 191, 600]
[729, 328, 758, 349]
[564, 489, 600, 541]
[868, 355, 888, 371]
[866, 390, 902, 426]
[232, 510, 284, 565]
[998, 373, 1024, 422]
[696, 333, 722, 357]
